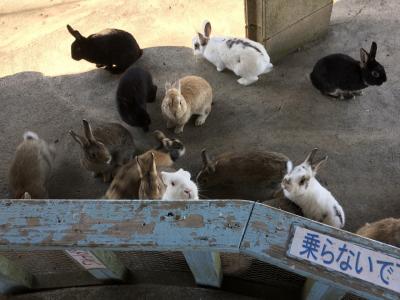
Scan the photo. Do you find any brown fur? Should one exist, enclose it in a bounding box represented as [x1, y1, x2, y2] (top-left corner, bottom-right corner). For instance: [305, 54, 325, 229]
[105, 150, 175, 199]
[70, 120, 135, 182]
[162, 76, 212, 133]
[356, 218, 400, 247]
[9, 136, 55, 199]
[262, 196, 303, 216]
[137, 153, 167, 200]
[197, 150, 289, 201]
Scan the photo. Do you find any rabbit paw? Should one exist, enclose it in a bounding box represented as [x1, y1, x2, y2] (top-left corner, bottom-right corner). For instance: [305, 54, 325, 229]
[237, 77, 258, 86]
[174, 126, 184, 134]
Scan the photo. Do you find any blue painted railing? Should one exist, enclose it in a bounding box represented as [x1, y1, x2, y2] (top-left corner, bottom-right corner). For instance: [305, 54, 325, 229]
[0, 199, 398, 299]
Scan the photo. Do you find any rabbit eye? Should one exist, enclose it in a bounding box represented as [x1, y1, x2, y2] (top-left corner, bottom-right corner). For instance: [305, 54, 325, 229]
[299, 177, 307, 186]
[194, 43, 200, 49]
[171, 181, 175, 186]
[371, 71, 380, 78]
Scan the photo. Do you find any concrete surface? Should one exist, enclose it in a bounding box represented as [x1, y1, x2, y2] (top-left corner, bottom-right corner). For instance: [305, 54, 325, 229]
[0, 0, 399, 296]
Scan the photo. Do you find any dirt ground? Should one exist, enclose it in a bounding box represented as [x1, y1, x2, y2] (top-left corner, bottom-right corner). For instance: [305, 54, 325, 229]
[1, 0, 400, 234]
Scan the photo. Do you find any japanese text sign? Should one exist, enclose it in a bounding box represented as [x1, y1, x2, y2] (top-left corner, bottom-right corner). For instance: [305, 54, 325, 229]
[288, 226, 400, 293]
[66, 250, 106, 270]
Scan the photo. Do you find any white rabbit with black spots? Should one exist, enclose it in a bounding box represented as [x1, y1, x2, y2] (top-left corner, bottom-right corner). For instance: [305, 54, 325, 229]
[281, 148, 345, 228]
[161, 169, 199, 200]
[192, 20, 273, 86]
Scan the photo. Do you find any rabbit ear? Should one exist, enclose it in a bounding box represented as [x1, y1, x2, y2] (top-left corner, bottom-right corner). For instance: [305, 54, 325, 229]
[165, 81, 172, 91]
[369, 41, 377, 59]
[197, 33, 209, 46]
[67, 24, 83, 40]
[82, 120, 96, 143]
[149, 152, 157, 176]
[201, 149, 215, 172]
[69, 130, 88, 147]
[304, 148, 318, 166]
[176, 80, 181, 93]
[203, 21, 211, 38]
[360, 48, 369, 67]
[311, 156, 328, 174]
[23, 192, 31, 199]
[136, 156, 143, 179]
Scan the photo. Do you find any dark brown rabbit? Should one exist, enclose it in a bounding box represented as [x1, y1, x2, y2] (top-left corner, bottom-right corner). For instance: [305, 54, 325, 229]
[69, 119, 135, 182]
[196, 149, 289, 201]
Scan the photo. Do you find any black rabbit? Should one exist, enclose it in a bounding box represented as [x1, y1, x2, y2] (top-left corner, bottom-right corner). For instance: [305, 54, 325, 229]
[116, 67, 157, 132]
[67, 25, 142, 74]
[310, 42, 387, 99]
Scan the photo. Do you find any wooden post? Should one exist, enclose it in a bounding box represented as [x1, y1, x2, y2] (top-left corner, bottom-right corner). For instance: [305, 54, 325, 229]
[183, 251, 222, 288]
[65, 250, 128, 281]
[0, 255, 34, 294]
[303, 279, 347, 300]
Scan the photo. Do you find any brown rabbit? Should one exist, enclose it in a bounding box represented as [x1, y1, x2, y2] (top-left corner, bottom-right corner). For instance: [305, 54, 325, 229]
[196, 149, 289, 201]
[9, 131, 56, 199]
[356, 218, 400, 248]
[161, 75, 212, 133]
[137, 153, 166, 199]
[105, 131, 184, 199]
[69, 119, 135, 182]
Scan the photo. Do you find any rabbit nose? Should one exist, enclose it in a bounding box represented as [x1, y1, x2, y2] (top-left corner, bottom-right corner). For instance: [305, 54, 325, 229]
[184, 189, 191, 197]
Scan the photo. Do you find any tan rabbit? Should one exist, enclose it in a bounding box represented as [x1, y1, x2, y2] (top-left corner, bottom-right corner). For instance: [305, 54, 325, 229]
[105, 131, 184, 199]
[69, 119, 135, 182]
[356, 218, 400, 248]
[161, 75, 212, 133]
[137, 153, 166, 199]
[9, 131, 56, 199]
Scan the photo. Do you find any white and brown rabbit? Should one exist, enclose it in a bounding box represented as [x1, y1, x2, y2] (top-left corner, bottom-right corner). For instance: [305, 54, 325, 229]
[105, 131, 185, 199]
[161, 169, 199, 200]
[137, 153, 166, 199]
[356, 218, 400, 248]
[310, 41, 387, 99]
[66, 25, 142, 74]
[9, 131, 56, 199]
[69, 119, 135, 182]
[162, 75, 212, 134]
[192, 20, 273, 86]
[196, 149, 289, 201]
[281, 148, 345, 228]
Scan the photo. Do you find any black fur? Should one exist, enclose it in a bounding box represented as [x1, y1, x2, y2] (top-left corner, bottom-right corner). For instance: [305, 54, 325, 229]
[226, 38, 262, 54]
[67, 25, 142, 74]
[334, 206, 344, 225]
[116, 67, 157, 132]
[310, 42, 386, 98]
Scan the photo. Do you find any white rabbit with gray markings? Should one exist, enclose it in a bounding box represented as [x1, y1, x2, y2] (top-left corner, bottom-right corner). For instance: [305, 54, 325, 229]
[192, 20, 273, 86]
[281, 148, 345, 228]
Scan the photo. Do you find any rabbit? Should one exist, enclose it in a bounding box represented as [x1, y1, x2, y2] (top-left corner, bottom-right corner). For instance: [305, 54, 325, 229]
[192, 20, 273, 86]
[162, 76, 212, 133]
[105, 131, 185, 199]
[281, 148, 345, 228]
[9, 131, 56, 199]
[69, 119, 135, 183]
[196, 149, 289, 201]
[310, 41, 387, 99]
[137, 152, 166, 199]
[66, 25, 142, 74]
[161, 169, 199, 200]
[356, 218, 400, 248]
[116, 67, 158, 132]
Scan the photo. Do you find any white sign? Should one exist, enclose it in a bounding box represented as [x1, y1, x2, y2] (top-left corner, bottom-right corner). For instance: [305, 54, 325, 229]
[288, 226, 400, 293]
[66, 250, 106, 270]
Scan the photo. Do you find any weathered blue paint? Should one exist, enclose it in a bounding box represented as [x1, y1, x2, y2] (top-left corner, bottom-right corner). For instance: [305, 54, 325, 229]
[240, 203, 399, 300]
[183, 251, 222, 287]
[0, 200, 398, 299]
[302, 279, 346, 300]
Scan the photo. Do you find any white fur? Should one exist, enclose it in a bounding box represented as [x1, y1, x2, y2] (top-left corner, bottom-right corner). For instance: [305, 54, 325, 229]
[23, 131, 39, 140]
[192, 20, 273, 86]
[281, 157, 345, 228]
[161, 169, 199, 200]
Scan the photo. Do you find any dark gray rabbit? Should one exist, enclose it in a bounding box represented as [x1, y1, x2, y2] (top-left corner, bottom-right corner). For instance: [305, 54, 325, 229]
[116, 67, 157, 132]
[310, 42, 386, 99]
[67, 25, 142, 74]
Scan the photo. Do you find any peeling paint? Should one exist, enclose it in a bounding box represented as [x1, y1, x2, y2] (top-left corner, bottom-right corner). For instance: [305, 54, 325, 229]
[176, 214, 204, 228]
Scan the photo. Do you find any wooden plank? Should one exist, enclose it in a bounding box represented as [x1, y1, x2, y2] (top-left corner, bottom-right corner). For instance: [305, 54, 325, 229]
[0, 255, 34, 294]
[302, 279, 346, 300]
[0, 200, 254, 252]
[240, 203, 400, 300]
[65, 250, 127, 281]
[183, 251, 222, 287]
